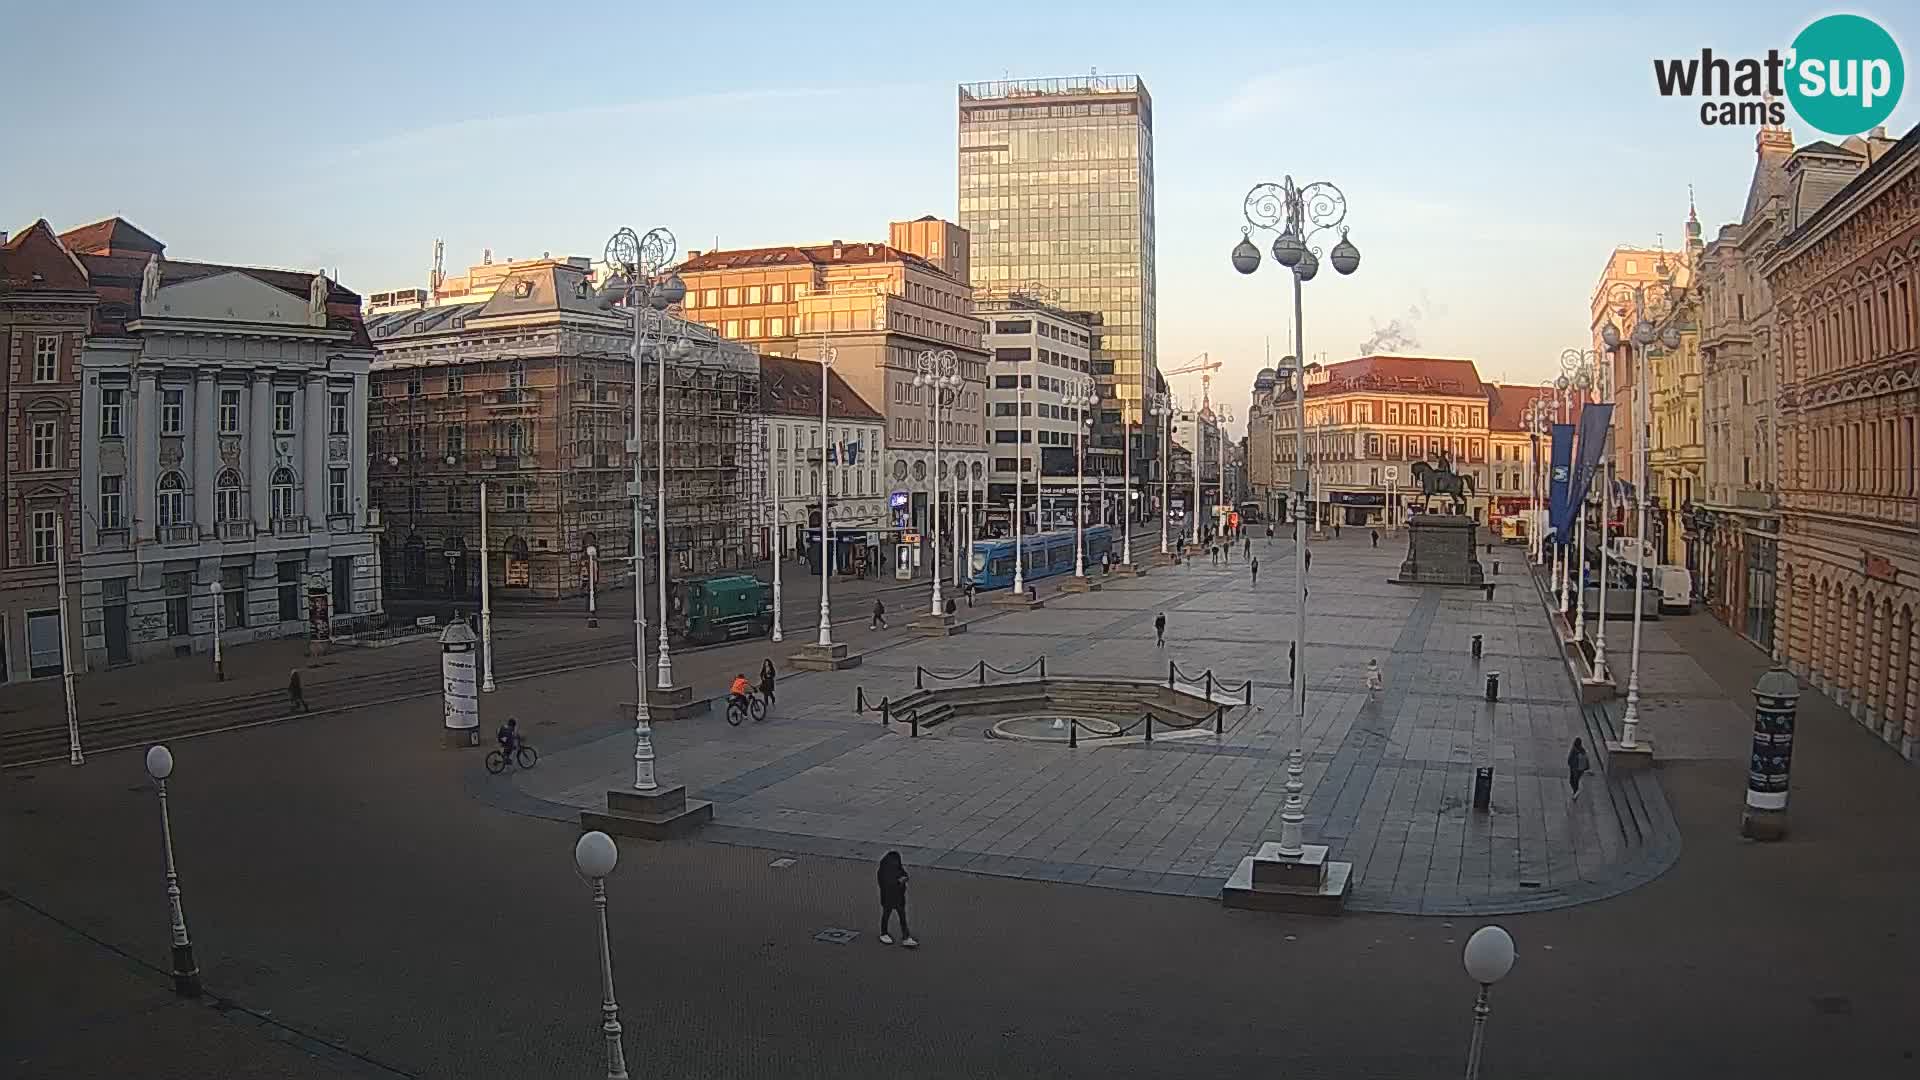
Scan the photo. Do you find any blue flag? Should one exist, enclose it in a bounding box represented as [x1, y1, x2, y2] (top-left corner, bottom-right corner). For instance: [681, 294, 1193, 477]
[1547, 423, 1574, 542]
[1566, 403, 1614, 526]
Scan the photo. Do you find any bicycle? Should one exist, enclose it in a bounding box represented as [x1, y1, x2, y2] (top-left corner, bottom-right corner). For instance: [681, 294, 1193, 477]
[726, 691, 767, 726]
[485, 742, 539, 774]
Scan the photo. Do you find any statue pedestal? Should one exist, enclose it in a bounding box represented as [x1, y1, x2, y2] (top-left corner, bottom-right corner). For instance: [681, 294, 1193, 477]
[1390, 515, 1486, 586]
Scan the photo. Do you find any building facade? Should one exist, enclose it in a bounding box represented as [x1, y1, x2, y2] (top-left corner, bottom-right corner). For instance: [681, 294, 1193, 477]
[0, 222, 93, 682]
[1764, 123, 1919, 762]
[676, 229, 988, 547]
[365, 260, 760, 602]
[61, 219, 381, 668]
[1485, 383, 1554, 533]
[977, 293, 1100, 526]
[758, 354, 887, 574]
[957, 75, 1158, 480]
[1647, 220, 1706, 570]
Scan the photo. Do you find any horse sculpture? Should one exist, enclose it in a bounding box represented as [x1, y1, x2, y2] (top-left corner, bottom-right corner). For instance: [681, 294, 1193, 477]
[1410, 458, 1474, 516]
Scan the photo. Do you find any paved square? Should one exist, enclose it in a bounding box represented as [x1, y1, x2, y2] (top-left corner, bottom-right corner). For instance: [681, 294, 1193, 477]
[508, 534, 1670, 913]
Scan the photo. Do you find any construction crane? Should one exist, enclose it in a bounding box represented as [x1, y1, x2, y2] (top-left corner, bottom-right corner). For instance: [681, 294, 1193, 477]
[1160, 352, 1223, 411]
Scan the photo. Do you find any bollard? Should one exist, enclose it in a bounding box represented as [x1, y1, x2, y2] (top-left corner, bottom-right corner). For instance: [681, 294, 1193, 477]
[915, 667, 924, 690]
[856, 686, 866, 713]
[1742, 666, 1799, 841]
[1493, 561, 1500, 576]
[1069, 717, 1078, 748]
[1484, 583, 1495, 601]
[1205, 672, 1216, 700]
[1144, 713, 1154, 742]
[1168, 663, 1176, 690]
[977, 660, 987, 686]
[910, 711, 919, 738]
[1215, 706, 1225, 734]
[1471, 634, 1483, 660]
[1040, 656, 1047, 678]
[1485, 671, 1500, 702]
[1472, 766, 1494, 811]
[881, 698, 890, 728]
[1244, 681, 1253, 707]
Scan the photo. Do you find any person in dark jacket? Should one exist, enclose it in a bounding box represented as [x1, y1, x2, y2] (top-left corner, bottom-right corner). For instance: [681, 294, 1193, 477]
[1154, 613, 1166, 648]
[288, 669, 309, 713]
[877, 850, 916, 947]
[870, 599, 887, 630]
[759, 658, 777, 708]
[1370, 529, 1380, 548]
[1250, 556, 1259, 587]
[1568, 737, 1591, 799]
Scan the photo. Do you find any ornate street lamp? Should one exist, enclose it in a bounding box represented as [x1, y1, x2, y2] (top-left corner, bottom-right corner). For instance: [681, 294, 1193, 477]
[1068, 376, 1099, 576]
[144, 745, 200, 997]
[1233, 175, 1360, 858]
[914, 349, 961, 616]
[572, 831, 629, 1080]
[1148, 391, 1174, 556]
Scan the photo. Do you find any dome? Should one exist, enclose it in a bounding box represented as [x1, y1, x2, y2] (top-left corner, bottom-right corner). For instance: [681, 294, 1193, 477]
[1255, 367, 1277, 389]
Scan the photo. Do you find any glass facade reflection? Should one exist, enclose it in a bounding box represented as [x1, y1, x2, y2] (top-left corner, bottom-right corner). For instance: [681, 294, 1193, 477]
[958, 76, 1156, 467]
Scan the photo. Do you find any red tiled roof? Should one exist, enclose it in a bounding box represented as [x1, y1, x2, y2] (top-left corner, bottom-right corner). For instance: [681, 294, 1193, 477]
[679, 240, 944, 278]
[57, 216, 165, 257]
[1484, 382, 1554, 432]
[1, 220, 90, 291]
[759, 354, 882, 421]
[1305, 355, 1487, 398]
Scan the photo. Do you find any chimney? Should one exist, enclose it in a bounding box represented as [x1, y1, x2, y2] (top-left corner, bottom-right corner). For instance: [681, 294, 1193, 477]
[867, 243, 875, 255]
[831, 241, 843, 259]
[0, 230, 8, 245]
[687, 250, 701, 259]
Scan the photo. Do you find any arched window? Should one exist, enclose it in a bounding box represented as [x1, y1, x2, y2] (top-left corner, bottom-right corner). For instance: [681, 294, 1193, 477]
[506, 421, 525, 455]
[270, 466, 298, 523]
[157, 471, 188, 526]
[215, 468, 244, 522]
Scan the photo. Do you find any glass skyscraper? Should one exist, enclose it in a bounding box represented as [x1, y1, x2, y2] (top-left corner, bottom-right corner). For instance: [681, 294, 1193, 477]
[958, 75, 1157, 475]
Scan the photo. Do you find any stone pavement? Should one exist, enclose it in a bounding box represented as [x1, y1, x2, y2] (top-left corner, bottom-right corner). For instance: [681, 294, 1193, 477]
[507, 530, 1657, 913]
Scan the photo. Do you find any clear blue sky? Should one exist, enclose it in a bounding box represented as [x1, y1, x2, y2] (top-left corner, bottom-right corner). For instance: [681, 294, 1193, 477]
[4, 0, 1914, 433]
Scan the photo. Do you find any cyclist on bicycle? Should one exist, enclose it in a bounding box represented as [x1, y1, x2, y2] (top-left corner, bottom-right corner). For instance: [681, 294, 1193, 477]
[729, 674, 752, 717]
[497, 717, 520, 758]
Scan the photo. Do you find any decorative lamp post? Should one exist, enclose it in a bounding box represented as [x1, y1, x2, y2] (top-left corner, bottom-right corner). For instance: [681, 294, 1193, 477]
[1233, 174, 1361, 857]
[208, 580, 225, 682]
[1148, 391, 1173, 556]
[478, 477, 497, 692]
[769, 463, 783, 643]
[1553, 372, 1574, 617]
[1213, 405, 1237, 538]
[914, 349, 961, 616]
[1069, 377, 1098, 576]
[1120, 403, 1136, 567]
[586, 545, 599, 628]
[1461, 925, 1517, 1080]
[1560, 352, 1597, 643]
[143, 745, 201, 997]
[1012, 349, 1027, 596]
[55, 515, 81, 764]
[817, 345, 838, 643]
[572, 830, 630, 1080]
[601, 224, 683, 790]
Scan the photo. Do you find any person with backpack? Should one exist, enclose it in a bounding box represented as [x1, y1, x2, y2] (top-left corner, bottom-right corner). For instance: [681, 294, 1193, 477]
[877, 851, 916, 947]
[871, 599, 888, 630]
[1568, 737, 1591, 799]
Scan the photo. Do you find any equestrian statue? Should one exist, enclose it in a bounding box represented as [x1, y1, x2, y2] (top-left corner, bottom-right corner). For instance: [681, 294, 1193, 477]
[1409, 451, 1474, 516]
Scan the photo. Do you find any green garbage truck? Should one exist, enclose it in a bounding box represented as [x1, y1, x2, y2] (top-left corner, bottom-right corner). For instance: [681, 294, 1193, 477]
[668, 573, 772, 644]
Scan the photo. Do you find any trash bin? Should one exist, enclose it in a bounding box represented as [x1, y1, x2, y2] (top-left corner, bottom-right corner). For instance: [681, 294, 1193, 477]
[1471, 634, 1483, 660]
[1485, 671, 1501, 702]
[1473, 766, 1494, 811]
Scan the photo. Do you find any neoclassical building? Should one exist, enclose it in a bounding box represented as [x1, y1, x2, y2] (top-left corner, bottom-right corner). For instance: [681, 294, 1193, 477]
[1763, 123, 1918, 762]
[65, 219, 382, 667]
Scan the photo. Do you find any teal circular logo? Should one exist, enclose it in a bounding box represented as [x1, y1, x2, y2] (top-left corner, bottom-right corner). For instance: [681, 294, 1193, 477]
[1787, 14, 1904, 136]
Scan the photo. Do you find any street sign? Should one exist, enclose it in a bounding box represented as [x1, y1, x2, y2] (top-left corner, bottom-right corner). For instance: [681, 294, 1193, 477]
[1384, 465, 1399, 482]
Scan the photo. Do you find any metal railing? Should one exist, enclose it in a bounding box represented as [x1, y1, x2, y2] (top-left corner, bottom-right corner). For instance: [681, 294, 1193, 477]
[1166, 662, 1254, 706]
[915, 656, 1046, 690]
[1063, 707, 1224, 748]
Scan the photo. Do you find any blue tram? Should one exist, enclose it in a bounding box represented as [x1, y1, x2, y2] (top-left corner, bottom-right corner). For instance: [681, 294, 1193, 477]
[967, 526, 1113, 591]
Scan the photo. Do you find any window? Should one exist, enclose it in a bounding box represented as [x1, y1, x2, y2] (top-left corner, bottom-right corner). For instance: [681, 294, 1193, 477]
[328, 467, 349, 516]
[447, 424, 465, 455]
[100, 388, 124, 437]
[221, 565, 247, 629]
[408, 426, 423, 454]
[506, 361, 526, 391]
[219, 389, 241, 433]
[448, 484, 466, 512]
[215, 468, 244, 522]
[505, 421, 525, 455]
[447, 369, 464, 394]
[406, 376, 422, 398]
[161, 389, 183, 434]
[277, 560, 302, 622]
[158, 472, 188, 527]
[769, 284, 785, 303]
[30, 509, 57, 565]
[725, 320, 740, 338]
[270, 467, 297, 523]
[746, 319, 762, 337]
[275, 390, 296, 433]
[747, 286, 762, 304]
[770, 317, 785, 336]
[725, 288, 740, 306]
[330, 391, 350, 434]
[683, 290, 698, 310]
[30, 418, 57, 470]
[99, 475, 123, 529]
[32, 335, 58, 382]
[505, 482, 528, 511]
[155, 572, 190, 636]
[702, 289, 718, 307]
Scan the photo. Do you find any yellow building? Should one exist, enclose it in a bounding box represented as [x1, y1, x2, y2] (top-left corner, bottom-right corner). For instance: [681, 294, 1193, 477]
[1647, 203, 1707, 567]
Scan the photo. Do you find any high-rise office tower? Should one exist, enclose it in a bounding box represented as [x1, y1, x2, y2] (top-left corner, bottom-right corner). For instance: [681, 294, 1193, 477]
[958, 75, 1157, 484]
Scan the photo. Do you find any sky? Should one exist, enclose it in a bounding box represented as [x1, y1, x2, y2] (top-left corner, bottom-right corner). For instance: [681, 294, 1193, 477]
[4, 0, 1915, 437]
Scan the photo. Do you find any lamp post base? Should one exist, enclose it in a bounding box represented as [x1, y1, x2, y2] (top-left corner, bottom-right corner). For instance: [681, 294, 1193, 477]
[442, 727, 481, 749]
[171, 945, 202, 998]
[583, 785, 713, 842]
[1741, 805, 1790, 841]
[1605, 738, 1656, 769]
[792, 642, 863, 670]
[1221, 842, 1352, 915]
[909, 613, 968, 637]
[1059, 577, 1103, 593]
[991, 591, 1046, 610]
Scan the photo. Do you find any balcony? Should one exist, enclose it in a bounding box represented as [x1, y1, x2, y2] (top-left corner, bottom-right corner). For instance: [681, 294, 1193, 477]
[160, 525, 197, 546]
[96, 527, 129, 551]
[272, 516, 309, 538]
[218, 520, 253, 541]
[483, 388, 540, 408]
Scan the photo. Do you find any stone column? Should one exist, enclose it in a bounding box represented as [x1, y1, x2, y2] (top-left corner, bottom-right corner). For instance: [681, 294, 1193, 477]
[303, 373, 326, 525]
[136, 370, 160, 538]
[193, 373, 216, 536]
[1850, 593, 1869, 717]
[249, 372, 272, 529]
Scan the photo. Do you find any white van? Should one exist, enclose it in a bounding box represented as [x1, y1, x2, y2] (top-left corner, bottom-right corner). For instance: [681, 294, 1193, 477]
[1656, 565, 1692, 614]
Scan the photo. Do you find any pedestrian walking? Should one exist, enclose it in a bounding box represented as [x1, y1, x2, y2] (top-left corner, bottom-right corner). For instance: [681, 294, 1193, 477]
[1244, 537, 1251, 561]
[1154, 613, 1166, 648]
[871, 599, 888, 630]
[965, 581, 976, 608]
[759, 658, 777, 708]
[1266, 524, 1274, 543]
[1304, 548, 1313, 573]
[1287, 641, 1296, 684]
[1370, 528, 1380, 549]
[1568, 737, 1591, 799]
[876, 850, 917, 947]
[1365, 658, 1383, 696]
[288, 669, 309, 713]
[1250, 556, 1259, 587]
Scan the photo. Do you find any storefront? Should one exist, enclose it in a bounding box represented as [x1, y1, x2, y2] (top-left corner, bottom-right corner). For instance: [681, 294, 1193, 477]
[1325, 491, 1386, 526]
